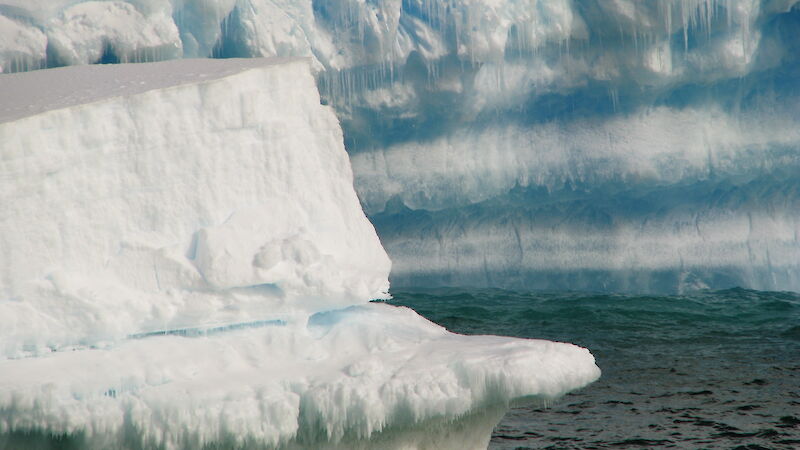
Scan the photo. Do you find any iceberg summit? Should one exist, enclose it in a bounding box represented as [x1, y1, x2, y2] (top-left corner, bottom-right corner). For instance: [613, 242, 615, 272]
[0, 59, 599, 448]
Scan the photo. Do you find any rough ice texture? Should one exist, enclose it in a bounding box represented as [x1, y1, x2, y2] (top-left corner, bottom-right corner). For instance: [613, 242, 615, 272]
[0, 58, 390, 358]
[0, 303, 599, 449]
[317, 0, 800, 293]
[3, 0, 798, 292]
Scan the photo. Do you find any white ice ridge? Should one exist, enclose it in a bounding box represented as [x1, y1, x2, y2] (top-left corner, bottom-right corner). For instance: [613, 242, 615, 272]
[0, 58, 600, 448]
[0, 58, 391, 358]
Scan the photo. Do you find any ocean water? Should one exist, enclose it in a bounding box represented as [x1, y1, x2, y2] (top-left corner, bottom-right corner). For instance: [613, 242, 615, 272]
[386, 288, 800, 449]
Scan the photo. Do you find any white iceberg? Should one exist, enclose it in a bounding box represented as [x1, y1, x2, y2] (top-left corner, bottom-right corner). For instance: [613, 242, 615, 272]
[0, 58, 599, 449]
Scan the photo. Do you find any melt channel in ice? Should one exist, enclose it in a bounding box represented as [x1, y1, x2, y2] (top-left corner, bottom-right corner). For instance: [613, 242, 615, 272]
[0, 58, 599, 449]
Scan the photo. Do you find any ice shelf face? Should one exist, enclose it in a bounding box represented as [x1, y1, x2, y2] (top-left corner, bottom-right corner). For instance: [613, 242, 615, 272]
[0, 58, 599, 449]
[3, 1, 798, 292]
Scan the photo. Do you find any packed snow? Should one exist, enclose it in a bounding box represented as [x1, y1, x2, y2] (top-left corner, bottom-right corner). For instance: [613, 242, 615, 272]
[0, 58, 599, 448]
[0, 58, 390, 358]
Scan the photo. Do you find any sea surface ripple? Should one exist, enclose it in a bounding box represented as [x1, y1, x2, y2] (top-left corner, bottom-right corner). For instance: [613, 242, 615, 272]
[387, 288, 800, 449]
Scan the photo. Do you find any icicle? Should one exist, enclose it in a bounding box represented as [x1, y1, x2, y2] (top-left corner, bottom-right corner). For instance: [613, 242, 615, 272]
[565, 34, 571, 58]
[665, 1, 672, 35]
[726, 0, 732, 29]
[609, 87, 619, 113]
[682, 0, 689, 53]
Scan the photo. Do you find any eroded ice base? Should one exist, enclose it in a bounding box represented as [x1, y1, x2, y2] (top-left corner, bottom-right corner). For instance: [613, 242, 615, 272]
[0, 303, 599, 449]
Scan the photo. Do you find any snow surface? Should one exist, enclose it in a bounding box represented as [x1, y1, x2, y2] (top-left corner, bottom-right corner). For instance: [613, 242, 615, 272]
[3, 0, 798, 293]
[0, 58, 599, 448]
[0, 57, 290, 123]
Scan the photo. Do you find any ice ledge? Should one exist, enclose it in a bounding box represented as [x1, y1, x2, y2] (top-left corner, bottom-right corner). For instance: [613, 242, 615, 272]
[0, 303, 600, 450]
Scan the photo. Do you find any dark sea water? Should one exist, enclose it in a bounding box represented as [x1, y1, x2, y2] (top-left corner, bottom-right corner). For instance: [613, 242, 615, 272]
[387, 288, 800, 449]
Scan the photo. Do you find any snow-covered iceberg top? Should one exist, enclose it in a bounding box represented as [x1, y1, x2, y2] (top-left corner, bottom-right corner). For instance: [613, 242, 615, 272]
[0, 58, 599, 448]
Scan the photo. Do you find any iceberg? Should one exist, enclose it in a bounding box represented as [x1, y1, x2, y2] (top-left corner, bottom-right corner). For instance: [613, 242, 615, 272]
[0, 58, 391, 356]
[0, 58, 599, 448]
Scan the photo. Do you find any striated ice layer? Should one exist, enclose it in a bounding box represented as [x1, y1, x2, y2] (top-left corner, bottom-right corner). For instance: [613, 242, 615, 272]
[352, 104, 800, 215]
[357, 99, 800, 293]
[331, 1, 800, 293]
[0, 58, 599, 448]
[372, 179, 800, 293]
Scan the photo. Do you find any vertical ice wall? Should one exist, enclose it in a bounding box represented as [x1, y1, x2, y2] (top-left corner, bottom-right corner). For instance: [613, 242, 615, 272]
[2, 0, 799, 292]
[318, 0, 800, 292]
[0, 58, 390, 357]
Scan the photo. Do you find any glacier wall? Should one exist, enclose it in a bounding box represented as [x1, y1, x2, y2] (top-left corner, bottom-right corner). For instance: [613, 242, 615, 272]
[319, 0, 800, 293]
[2, 0, 799, 292]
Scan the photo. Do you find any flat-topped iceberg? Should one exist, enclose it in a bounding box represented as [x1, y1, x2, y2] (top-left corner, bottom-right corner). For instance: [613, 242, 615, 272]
[0, 58, 599, 448]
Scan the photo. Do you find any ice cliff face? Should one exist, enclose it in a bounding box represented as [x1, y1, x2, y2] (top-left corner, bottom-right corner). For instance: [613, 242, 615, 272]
[2, 0, 799, 293]
[0, 58, 391, 357]
[335, 0, 800, 293]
